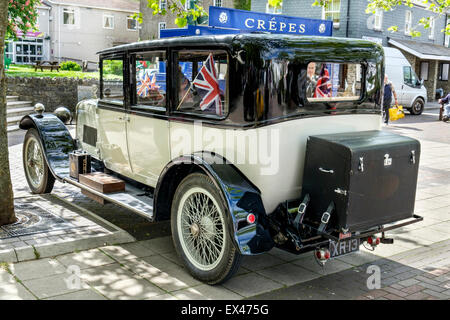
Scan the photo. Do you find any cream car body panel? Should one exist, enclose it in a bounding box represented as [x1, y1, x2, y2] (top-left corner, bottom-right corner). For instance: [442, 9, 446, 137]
[170, 114, 382, 213]
[126, 113, 171, 187]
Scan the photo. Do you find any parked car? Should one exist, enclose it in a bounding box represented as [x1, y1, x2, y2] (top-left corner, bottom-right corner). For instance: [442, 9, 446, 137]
[20, 34, 423, 285]
[383, 47, 427, 115]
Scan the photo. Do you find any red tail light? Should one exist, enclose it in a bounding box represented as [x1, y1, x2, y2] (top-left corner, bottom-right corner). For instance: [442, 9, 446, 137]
[367, 236, 380, 246]
[246, 213, 256, 224]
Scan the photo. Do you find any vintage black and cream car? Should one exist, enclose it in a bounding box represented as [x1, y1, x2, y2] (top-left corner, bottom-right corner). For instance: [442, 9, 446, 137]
[20, 34, 423, 284]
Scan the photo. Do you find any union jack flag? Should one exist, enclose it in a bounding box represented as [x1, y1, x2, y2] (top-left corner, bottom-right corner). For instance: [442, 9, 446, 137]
[314, 64, 332, 98]
[192, 54, 223, 115]
[137, 72, 159, 97]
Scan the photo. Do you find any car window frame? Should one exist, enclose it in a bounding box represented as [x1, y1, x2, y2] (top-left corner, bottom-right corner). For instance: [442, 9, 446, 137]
[170, 47, 230, 120]
[304, 61, 367, 104]
[129, 49, 168, 115]
[99, 53, 126, 109]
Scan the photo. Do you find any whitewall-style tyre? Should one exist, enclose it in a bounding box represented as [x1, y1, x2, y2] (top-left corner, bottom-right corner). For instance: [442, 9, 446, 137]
[23, 128, 55, 194]
[171, 173, 242, 285]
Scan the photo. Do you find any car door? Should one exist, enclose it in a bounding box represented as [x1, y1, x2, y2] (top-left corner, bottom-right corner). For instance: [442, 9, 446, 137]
[97, 54, 133, 177]
[400, 65, 420, 107]
[126, 50, 171, 187]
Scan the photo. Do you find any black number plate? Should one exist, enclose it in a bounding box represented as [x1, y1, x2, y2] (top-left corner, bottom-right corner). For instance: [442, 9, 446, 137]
[329, 238, 360, 258]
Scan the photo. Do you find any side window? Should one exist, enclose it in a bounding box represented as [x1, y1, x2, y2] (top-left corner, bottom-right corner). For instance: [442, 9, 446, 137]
[132, 51, 167, 111]
[306, 62, 362, 102]
[101, 57, 124, 105]
[403, 66, 419, 87]
[176, 50, 228, 117]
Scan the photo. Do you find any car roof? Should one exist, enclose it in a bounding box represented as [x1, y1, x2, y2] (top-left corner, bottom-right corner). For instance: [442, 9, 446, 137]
[97, 33, 384, 57]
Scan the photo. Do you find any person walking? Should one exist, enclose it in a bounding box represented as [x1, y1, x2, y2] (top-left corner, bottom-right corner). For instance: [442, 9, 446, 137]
[383, 75, 398, 125]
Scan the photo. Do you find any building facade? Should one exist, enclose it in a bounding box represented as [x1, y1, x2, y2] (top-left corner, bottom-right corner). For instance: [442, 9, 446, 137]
[252, 0, 450, 101]
[139, 0, 235, 40]
[6, 0, 140, 69]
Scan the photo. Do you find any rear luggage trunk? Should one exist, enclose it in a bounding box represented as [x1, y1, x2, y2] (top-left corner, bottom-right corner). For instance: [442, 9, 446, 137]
[302, 130, 420, 232]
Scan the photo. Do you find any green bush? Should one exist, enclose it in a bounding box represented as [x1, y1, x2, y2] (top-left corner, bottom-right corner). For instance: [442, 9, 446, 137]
[103, 60, 123, 76]
[60, 61, 82, 71]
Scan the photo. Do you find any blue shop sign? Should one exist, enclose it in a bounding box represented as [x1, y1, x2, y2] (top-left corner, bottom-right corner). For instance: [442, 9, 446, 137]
[208, 6, 332, 36]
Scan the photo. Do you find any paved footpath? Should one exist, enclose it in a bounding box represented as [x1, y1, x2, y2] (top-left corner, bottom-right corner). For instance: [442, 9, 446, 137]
[1, 112, 449, 300]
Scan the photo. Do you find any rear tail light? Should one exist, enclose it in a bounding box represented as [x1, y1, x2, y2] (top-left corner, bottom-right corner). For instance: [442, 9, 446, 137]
[367, 236, 380, 247]
[315, 248, 331, 264]
[246, 213, 256, 224]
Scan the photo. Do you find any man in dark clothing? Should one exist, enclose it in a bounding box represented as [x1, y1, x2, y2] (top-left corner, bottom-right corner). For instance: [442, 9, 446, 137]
[383, 75, 398, 125]
[438, 93, 450, 122]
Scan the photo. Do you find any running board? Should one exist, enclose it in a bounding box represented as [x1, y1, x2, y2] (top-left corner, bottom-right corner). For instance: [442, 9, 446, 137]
[63, 177, 154, 221]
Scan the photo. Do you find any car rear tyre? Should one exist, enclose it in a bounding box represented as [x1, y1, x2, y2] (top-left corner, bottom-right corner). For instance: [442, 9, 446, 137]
[410, 98, 425, 115]
[171, 173, 242, 285]
[23, 128, 55, 194]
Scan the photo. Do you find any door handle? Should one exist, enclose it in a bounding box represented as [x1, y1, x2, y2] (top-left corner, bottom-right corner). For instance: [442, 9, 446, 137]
[319, 167, 334, 174]
[118, 115, 130, 122]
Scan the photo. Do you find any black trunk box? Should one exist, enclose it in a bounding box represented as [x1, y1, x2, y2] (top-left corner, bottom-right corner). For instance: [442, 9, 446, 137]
[302, 130, 420, 232]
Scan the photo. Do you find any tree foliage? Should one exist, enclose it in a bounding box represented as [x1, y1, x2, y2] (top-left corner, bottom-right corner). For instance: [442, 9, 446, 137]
[138, 0, 207, 28]
[365, 0, 450, 37]
[7, 0, 41, 40]
[234, 0, 251, 11]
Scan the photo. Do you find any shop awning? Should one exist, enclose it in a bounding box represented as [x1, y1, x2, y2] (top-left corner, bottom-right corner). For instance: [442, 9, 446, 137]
[389, 38, 450, 61]
[15, 30, 43, 38]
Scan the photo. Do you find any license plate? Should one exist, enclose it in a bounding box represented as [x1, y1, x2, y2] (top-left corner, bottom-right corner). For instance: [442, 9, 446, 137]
[329, 238, 360, 258]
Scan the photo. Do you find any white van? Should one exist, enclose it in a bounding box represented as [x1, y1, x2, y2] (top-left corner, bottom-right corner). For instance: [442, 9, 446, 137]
[383, 47, 427, 115]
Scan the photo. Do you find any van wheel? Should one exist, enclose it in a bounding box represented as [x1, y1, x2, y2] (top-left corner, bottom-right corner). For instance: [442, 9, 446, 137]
[23, 128, 55, 194]
[171, 173, 242, 285]
[410, 98, 424, 115]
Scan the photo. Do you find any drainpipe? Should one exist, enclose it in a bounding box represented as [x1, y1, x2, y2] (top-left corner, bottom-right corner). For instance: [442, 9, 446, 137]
[346, 0, 350, 38]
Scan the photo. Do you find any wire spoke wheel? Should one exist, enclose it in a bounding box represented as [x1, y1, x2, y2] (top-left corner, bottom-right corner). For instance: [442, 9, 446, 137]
[24, 136, 45, 189]
[177, 187, 226, 272]
[22, 128, 55, 194]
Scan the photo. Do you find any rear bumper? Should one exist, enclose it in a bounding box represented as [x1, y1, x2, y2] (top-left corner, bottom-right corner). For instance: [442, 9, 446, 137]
[274, 214, 423, 255]
[318, 214, 424, 242]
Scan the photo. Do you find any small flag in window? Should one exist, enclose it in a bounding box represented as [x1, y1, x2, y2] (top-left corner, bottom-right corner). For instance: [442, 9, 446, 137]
[137, 72, 159, 97]
[314, 65, 332, 98]
[192, 53, 223, 115]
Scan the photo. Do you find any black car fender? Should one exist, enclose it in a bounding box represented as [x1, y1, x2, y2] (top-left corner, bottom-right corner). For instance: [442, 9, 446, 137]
[154, 152, 275, 255]
[19, 113, 75, 181]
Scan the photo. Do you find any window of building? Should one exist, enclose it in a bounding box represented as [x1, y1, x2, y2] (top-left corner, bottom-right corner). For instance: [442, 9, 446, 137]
[101, 57, 124, 105]
[420, 62, 429, 81]
[323, 0, 341, 28]
[158, 22, 166, 38]
[306, 62, 362, 102]
[159, 0, 167, 10]
[429, 17, 435, 40]
[132, 51, 167, 111]
[127, 16, 138, 30]
[63, 8, 75, 25]
[374, 9, 383, 31]
[266, 2, 282, 14]
[175, 50, 229, 118]
[405, 10, 412, 35]
[103, 15, 114, 29]
[214, 0, 223, 7]
[439, 63, 449, 81]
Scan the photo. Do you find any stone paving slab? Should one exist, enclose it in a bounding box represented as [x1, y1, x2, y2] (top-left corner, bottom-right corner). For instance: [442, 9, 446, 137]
[0, 195, 135, 264]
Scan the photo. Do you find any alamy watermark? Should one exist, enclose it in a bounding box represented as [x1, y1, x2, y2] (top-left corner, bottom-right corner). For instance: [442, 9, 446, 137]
[171, 121, 281, 176]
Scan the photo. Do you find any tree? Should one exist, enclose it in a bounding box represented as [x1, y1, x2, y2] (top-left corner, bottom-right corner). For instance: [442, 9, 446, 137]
[0, 0, 41, 226]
